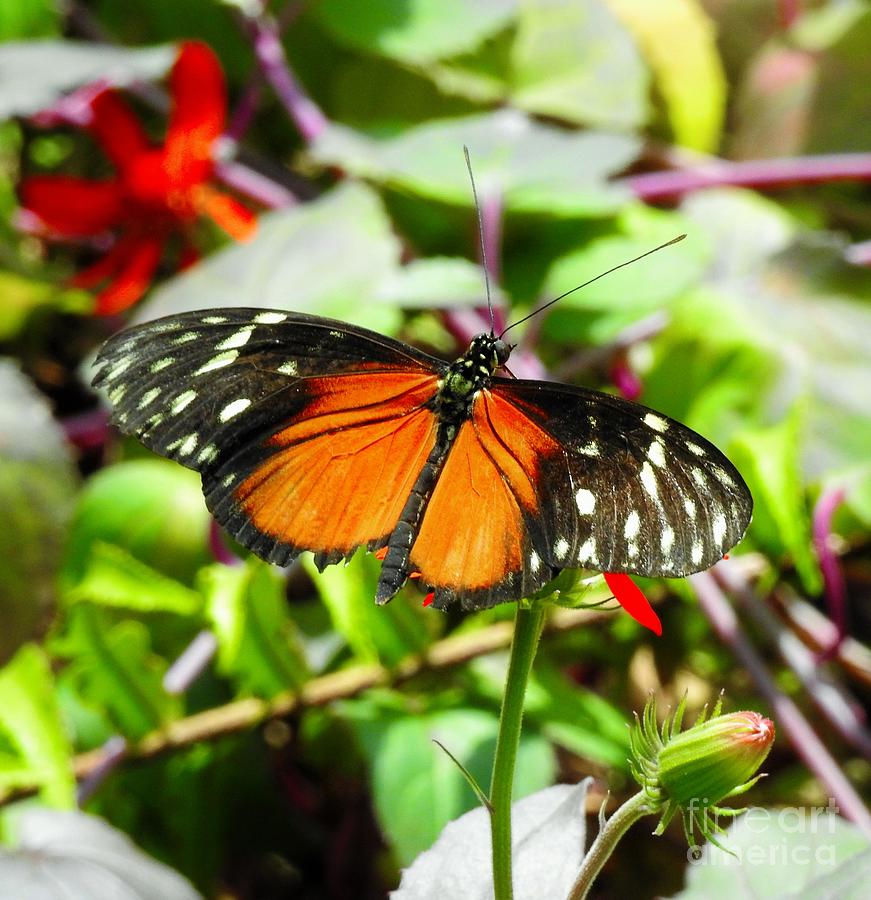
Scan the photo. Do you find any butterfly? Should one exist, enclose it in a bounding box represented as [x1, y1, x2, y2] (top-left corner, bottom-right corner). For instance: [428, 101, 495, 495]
[92, 307, 753, 611]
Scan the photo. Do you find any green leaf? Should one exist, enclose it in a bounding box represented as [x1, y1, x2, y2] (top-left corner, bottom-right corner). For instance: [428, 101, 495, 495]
[541, 205, 709, 343]
[56, 606, 178, 740]
[135, 182, 403, 334]
[314, 0, 517, 65]
[202, 561, 308, 698]
[311, 110, 639, 217]
[346, 701, 556, 864]
[374, 256, 503, 309]
[62, 459, 211, 589]
[0, 360, 77, 666]
[0, 0, 59, 42]
[604, 0, 726, 151]
[305, 551, 432, 667]
[525, 662, 631, 768]
[0, 645, 75, 808]
[66, 542, 203, 616]
[681, 188, 871, 477]
[731, 410, 822, 593]
[0, 271, 92, 340]
[676, 809, 871, 899]
[511, 0, 649, 129]
[0, 40, 175, 121]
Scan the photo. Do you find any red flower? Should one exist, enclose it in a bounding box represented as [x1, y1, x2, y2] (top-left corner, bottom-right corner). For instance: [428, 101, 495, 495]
[19, 41, 256, 315]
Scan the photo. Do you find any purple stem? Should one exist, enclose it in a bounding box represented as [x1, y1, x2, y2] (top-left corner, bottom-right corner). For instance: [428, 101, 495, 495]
[779, 0, 800, 29]
[225, 79, 264, 143]
[162, 629, 219, 695]
[209, 518, 242, 567]
[624, 153, 871, 201]
[62, 407, 110, 452]
[715, 564, 871, 759]
[691, 569, 871, 837]
[812, 487, 848, 660]
[76, 735, 128, 805]
[214, 157, 296, 209]
[610, 354, 642, 401]
[243, 12, 329, 144]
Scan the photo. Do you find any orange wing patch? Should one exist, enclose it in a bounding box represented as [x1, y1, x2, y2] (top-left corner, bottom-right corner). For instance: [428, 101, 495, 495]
[410, 389, 560, 594]
[234, 372, 438, 556]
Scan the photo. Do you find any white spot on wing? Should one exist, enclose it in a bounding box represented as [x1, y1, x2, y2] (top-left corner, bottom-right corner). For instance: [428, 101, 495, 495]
[554, 538, 569, 560]
[661, 526, 675, 555]
[711, 465, 737, 489]
[647, 440, 666, 468]
[712, 513, 728, 547]
[691, 468, 708, 489]
[220, 398, 251, 422]
[577, 538, 596, 564]
[202, 315, 227, 324]
[171, 390, 197, 415]
[530, 551, 541, 574]
[197, 443, 219, 465]
[108, 385, 126, 404]
[329, 330, 344, 338]
[644, 413, 668, 432]
[255, 311, 287, 324]
[138, 388, 161, 409]
[578, 441, 600, 458]
[107, 358, 132, 380]
[624, 510, 640, 540]
[685, 498, 697, 519]
[178, 433, 198, 456]
[173, 332, 198, 345]
[687, 442, 705, 457]
[151, 357, 174, 373]
[195, 350, 238, 375]
[221, 473, 236, 488]
[278, 361, 298, 376]
[640, 462, 659, 500]
[575, 488, 596, 515]
[216, 326, 254, 351]
[691, 541, 704, 566]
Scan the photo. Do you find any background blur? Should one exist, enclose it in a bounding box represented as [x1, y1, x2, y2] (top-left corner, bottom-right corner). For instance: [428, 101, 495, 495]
[0, 1, 870, 898]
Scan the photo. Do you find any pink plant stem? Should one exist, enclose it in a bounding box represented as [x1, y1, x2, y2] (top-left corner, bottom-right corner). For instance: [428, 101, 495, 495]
[691, 569, 871, 837]
[845, 240, 871, 266]
[163, 630, 219, 695]
[76, 735, 128, 805]
[779, 0, 801, 29]
[813, 487, 848, 659]
[243, 11, 328, 144]
[225, 80, 263, 142]
[715, 565, 871, 760]
[624, 153, 871, 201]
[480, 190, 506, 335]
[214, 158, 296, 209]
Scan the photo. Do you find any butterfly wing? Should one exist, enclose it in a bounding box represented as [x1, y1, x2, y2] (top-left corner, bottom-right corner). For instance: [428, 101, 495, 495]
[93, 309, 444, 566]
[410, 378, 752, 610]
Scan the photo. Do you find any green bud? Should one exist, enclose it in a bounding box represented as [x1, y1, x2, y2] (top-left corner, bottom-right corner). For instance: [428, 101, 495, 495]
[629, 695, 774, 852]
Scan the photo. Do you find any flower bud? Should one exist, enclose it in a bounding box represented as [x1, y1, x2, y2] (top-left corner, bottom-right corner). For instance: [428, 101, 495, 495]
[658, 710, 774, 807]
[629, 695, 774, 849]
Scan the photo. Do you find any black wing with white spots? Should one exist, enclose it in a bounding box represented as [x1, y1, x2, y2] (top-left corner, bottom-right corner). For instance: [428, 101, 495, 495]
[488, 378, 752, 579]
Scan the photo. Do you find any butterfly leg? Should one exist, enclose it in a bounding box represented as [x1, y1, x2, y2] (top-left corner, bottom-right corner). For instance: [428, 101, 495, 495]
[375, 431, 453, 605]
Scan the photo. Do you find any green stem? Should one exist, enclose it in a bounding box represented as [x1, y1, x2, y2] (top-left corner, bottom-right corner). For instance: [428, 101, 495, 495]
[489, 603, 546, 900]
[567, 791, 651, 900]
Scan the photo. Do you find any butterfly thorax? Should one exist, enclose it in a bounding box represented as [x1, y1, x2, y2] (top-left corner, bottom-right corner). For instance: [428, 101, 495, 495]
[436, 333, 511, 425]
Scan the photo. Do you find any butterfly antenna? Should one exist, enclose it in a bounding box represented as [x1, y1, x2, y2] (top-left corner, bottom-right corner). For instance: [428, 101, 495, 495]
[500, 234, 687, 338]
[464, 145, 496, 335]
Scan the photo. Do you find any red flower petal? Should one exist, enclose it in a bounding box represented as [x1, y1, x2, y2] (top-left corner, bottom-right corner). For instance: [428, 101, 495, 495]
[89, 90, 151, 170]
[198, 186, 257, 241]
[93, 234, 164, 315]
[164, 41, 226, 185]
[20, 177, 123, 236]
[604, 573, 662, 636]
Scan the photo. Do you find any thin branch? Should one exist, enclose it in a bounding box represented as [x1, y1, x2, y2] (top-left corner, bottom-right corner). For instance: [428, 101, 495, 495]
[691, 569, 871, 838]
[624, 153, 871, 201]
[812, 487, 848, 658]
[0, 606, 613, 807]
